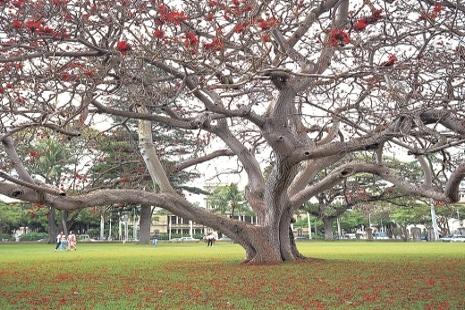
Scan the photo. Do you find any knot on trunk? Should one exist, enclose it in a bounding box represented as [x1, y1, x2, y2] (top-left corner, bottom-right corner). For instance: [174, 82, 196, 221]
[264, 70, 291, 90]
[191, 113, 210, 129]
[11, 190, 23, 197]
[340, 168, 354, 177]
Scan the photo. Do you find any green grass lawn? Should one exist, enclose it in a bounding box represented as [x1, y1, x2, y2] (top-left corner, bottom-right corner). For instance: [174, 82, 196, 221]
[0, 241, 464, 309]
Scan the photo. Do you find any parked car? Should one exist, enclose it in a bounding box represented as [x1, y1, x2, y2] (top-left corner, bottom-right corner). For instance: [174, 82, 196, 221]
[294, 236, 309, 240]
[373, 232, 389, 240]
[440, 235, 465, 242]
[344, 233, 357, 240]
[78, 234, 97, 242]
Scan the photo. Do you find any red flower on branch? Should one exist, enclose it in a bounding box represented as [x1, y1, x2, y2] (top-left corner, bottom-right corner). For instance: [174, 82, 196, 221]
[328, 28, 350, 47]
[256, 17, 280, 30]
[381, 53, 397, 67]
[25, 20, 42, 33]
[153, 29, 165, 39]
[83, 69, 94, 77]
[354, 18, 368, 31]
[204, 37, 224, 51]
[41, 26, 54, 35]
[117, 40, 130, 53]
[365, 9, 383, 24]
[12, 0, 25, 8]
[12, 20, 23, 29]
[433, 3, 443, 14]
[158, 4, 188, 25]
[261, 33, 271, 43]
[419, 3, 443, 21]
[184, 31, 199, 48]
[206, 12, 215, 21]
[233, 22, 248, 33]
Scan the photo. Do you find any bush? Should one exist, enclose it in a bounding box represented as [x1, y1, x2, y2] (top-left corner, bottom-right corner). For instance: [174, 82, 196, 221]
[20, 232, 48, 241]
[193, 233, 204, 240]
[0, 233, 12, 241]
[85, 228, 100, 238]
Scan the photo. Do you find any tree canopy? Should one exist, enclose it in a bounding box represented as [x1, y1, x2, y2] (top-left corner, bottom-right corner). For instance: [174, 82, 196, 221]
[1, 0, 465, 263]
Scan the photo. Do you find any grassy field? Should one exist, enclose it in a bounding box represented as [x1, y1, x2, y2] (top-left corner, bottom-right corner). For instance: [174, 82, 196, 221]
[0, 241, 464, 309]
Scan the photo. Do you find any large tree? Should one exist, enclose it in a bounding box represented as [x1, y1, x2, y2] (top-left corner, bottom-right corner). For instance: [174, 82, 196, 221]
[1, 0, 465, 263]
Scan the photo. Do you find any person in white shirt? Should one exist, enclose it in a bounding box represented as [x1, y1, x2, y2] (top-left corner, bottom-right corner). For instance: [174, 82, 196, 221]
[55, 231, 63, 251]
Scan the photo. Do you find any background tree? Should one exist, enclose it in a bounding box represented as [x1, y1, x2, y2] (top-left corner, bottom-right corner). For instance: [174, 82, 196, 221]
[207, 183, 250, 218]
[19, 136, 75, 241]
[1, 0, 465, 263]
[88, 126, 208, 243]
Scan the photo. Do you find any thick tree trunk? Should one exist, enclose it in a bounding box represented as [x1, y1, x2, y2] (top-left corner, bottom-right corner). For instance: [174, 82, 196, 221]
[231, 204, 306, 264]
[47, 207, 57, 244]
[323, 217, 334, 240]
[60, 210, 68, 235]
[236, 224, 305, 264]
[139, 206, 152, 244]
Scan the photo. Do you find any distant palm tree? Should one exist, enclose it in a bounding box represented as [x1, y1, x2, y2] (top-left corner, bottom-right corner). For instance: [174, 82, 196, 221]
[207, 183, 249, 217]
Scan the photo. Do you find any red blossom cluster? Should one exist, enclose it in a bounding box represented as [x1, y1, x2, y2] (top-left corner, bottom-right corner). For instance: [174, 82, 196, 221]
[261, 33, 271, 42]
[328, 28, 350, 47]
[353, 19, 368, 31]
[353, 9, 383, 32]
[256, 17, 280, 30]
[204, 37, 224, 51]
[153, 28, 165, 39]
[11, 19, 69, 38]
[157, 4, 188, 25]
[12, 0, 25, 8]
[116, 40, 130, 53]
[25, 20, 43, 32]
[184, 31, 199, 49]
[233, 22, 248, 33]
[381, 53, 398, 67]
[208, 0, 253, 18]
[419, 3, 443, 20]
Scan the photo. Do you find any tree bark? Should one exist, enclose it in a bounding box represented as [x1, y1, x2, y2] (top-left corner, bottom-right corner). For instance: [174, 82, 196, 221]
[323, 217, 335, 240]
[139, 206, 152, 244]
[60, 210, 68, 235]
[47, 207, 57, 244]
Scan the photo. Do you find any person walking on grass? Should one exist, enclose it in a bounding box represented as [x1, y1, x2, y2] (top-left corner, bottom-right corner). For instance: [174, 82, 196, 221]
[206, 233, 214, 247]
[60, 232, 68, 250]
[67, 231, 77, 251]
[55, 231, 63, 251]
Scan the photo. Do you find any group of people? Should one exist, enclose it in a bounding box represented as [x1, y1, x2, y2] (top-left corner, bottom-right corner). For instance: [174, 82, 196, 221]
[55, 231, 77, 251]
